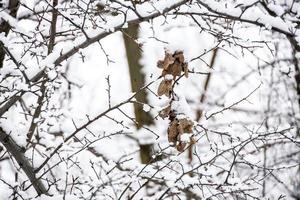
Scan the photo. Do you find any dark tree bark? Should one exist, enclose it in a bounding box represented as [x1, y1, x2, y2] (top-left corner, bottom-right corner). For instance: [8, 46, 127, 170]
[0, 128, 48, 195]
[0, 0, 19, 69]
[123, 24, 153, 164]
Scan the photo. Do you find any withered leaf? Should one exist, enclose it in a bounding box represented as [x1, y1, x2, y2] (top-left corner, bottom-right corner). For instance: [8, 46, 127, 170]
[177, 122, 184, 134]
[174, 51, 184, 63]
[171, 61, 182, 78]
[156, 50, 194, 152]
[179, 118, 194, 133]
[168, 120, 178, 144]
[176, 142, 186, 152]
[157, 80, 167, 96]
[161, 67, 173, 77]
[165, 80, 173, 97]
[190, 136, 196, 145]
[157, 60, 164, 68]
[183, 63, 189, 78]
[163, 53, 175, 70]
[161, 69, 168, 77]
[157, 80, 172, 97]
[159, 105, 171, 119]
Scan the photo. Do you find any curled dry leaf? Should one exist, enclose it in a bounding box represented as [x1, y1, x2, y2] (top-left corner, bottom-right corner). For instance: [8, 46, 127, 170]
[157, 80, 172, 97]
[190, 137, 196, 145]
[179, 118, 194, 133]
[163, 53, 175, 70]
[171, 61, 182, 78]
[159, 105, 171, 119]
[157, 60, 164, 68]
[159, 51, 189, 79]
[177, 122, 184, 134]
[176, 142, 186, 152]
[161, 68, 171, 77]
[164, 80, 173, 97]
[167, 117, 194, 145]
[183, 63, 189, 78]
[157, 81, 167, 96]
[156, 50, 195, 152]
[174, 51, 184, 63]
[168, 120, 178, 144]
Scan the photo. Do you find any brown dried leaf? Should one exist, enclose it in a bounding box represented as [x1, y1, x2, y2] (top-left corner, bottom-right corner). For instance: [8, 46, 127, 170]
[179, 118, 194, 133]
[171, 61, 182, 78]
[157, 60, 164, 68]
[168, 120, 178, 144]
[157, 80, 167, 96]
[177, 122, 184, 134]
[163, 53, 175, 70]
[176, 142, 186, 152]
[174, 51, 184, 63]
[157, 80, 172, 97]
[183, 63, 189, 78]
[161, 69, 168, 77]
[159, 105, 171, 119]
[190, 136, 196, 145]
[165, 80, 173, 97]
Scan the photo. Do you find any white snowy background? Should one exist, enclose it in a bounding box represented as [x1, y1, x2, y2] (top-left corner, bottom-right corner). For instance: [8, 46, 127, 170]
[0, 0, 300, 199]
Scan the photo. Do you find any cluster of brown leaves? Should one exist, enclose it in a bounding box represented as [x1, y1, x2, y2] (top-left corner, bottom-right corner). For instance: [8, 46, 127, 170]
[157, 51, 189, 97]
[169, 117, 195, 152]
[157, 51, 195, 152]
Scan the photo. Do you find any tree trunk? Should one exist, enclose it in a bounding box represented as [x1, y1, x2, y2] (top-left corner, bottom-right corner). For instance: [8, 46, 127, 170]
[123, 24, 153, 164]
